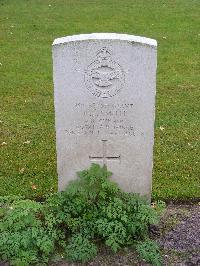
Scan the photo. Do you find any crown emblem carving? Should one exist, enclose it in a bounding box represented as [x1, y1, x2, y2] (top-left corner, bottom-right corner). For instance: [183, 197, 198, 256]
[84, 47, 124, 98]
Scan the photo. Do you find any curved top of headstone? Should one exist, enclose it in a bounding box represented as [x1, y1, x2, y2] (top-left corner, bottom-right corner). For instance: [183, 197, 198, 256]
[52, 33, 157, 47]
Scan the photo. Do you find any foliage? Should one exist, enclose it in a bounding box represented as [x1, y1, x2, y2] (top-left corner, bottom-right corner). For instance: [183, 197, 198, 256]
[136, 239, 162, 266]
[64, 234, 97, 262]
[0, 199, 59, 265]
[0, 164, 164, 265]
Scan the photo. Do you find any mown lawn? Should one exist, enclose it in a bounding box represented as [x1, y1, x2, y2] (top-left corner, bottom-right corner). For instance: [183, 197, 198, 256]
[0, 0, 199, 200]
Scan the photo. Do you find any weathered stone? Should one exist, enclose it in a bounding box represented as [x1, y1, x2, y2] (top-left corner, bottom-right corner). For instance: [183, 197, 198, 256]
[53, 33, 157, 198]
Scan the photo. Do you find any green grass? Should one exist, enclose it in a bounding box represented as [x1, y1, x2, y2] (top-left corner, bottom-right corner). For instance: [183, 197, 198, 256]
[0, 0, 199, 200]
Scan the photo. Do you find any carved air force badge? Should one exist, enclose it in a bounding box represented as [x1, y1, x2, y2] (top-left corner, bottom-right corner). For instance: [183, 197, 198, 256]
[84, 47, 124, 98]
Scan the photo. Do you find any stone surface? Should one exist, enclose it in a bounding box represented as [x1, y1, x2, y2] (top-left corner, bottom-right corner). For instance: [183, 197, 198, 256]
[53, 33, 157, 198]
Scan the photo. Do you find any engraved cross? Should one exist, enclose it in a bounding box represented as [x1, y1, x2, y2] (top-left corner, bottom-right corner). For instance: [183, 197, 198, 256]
[89, 140, 120, 166]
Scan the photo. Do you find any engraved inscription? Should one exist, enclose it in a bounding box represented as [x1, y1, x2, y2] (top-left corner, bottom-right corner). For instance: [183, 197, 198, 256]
[84, 47, 124, 98]
[65, 102, 136, 136]
[89, 140, 120, 166]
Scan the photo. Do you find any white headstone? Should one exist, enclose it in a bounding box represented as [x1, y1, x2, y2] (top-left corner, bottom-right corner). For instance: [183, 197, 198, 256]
[53, 33, 157, 198]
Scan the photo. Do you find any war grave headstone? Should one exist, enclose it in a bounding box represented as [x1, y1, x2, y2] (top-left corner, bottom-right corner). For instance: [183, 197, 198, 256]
[53, 33, 157, 198]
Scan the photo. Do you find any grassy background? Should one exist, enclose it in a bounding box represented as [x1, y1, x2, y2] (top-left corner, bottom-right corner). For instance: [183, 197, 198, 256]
[0, 0, 199, 200]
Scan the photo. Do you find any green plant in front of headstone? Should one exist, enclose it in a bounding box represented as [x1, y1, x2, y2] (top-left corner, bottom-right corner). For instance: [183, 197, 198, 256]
[64, 233, 97, 263]
[46, 163, 164, 264]
[0, 164, 165, 265]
